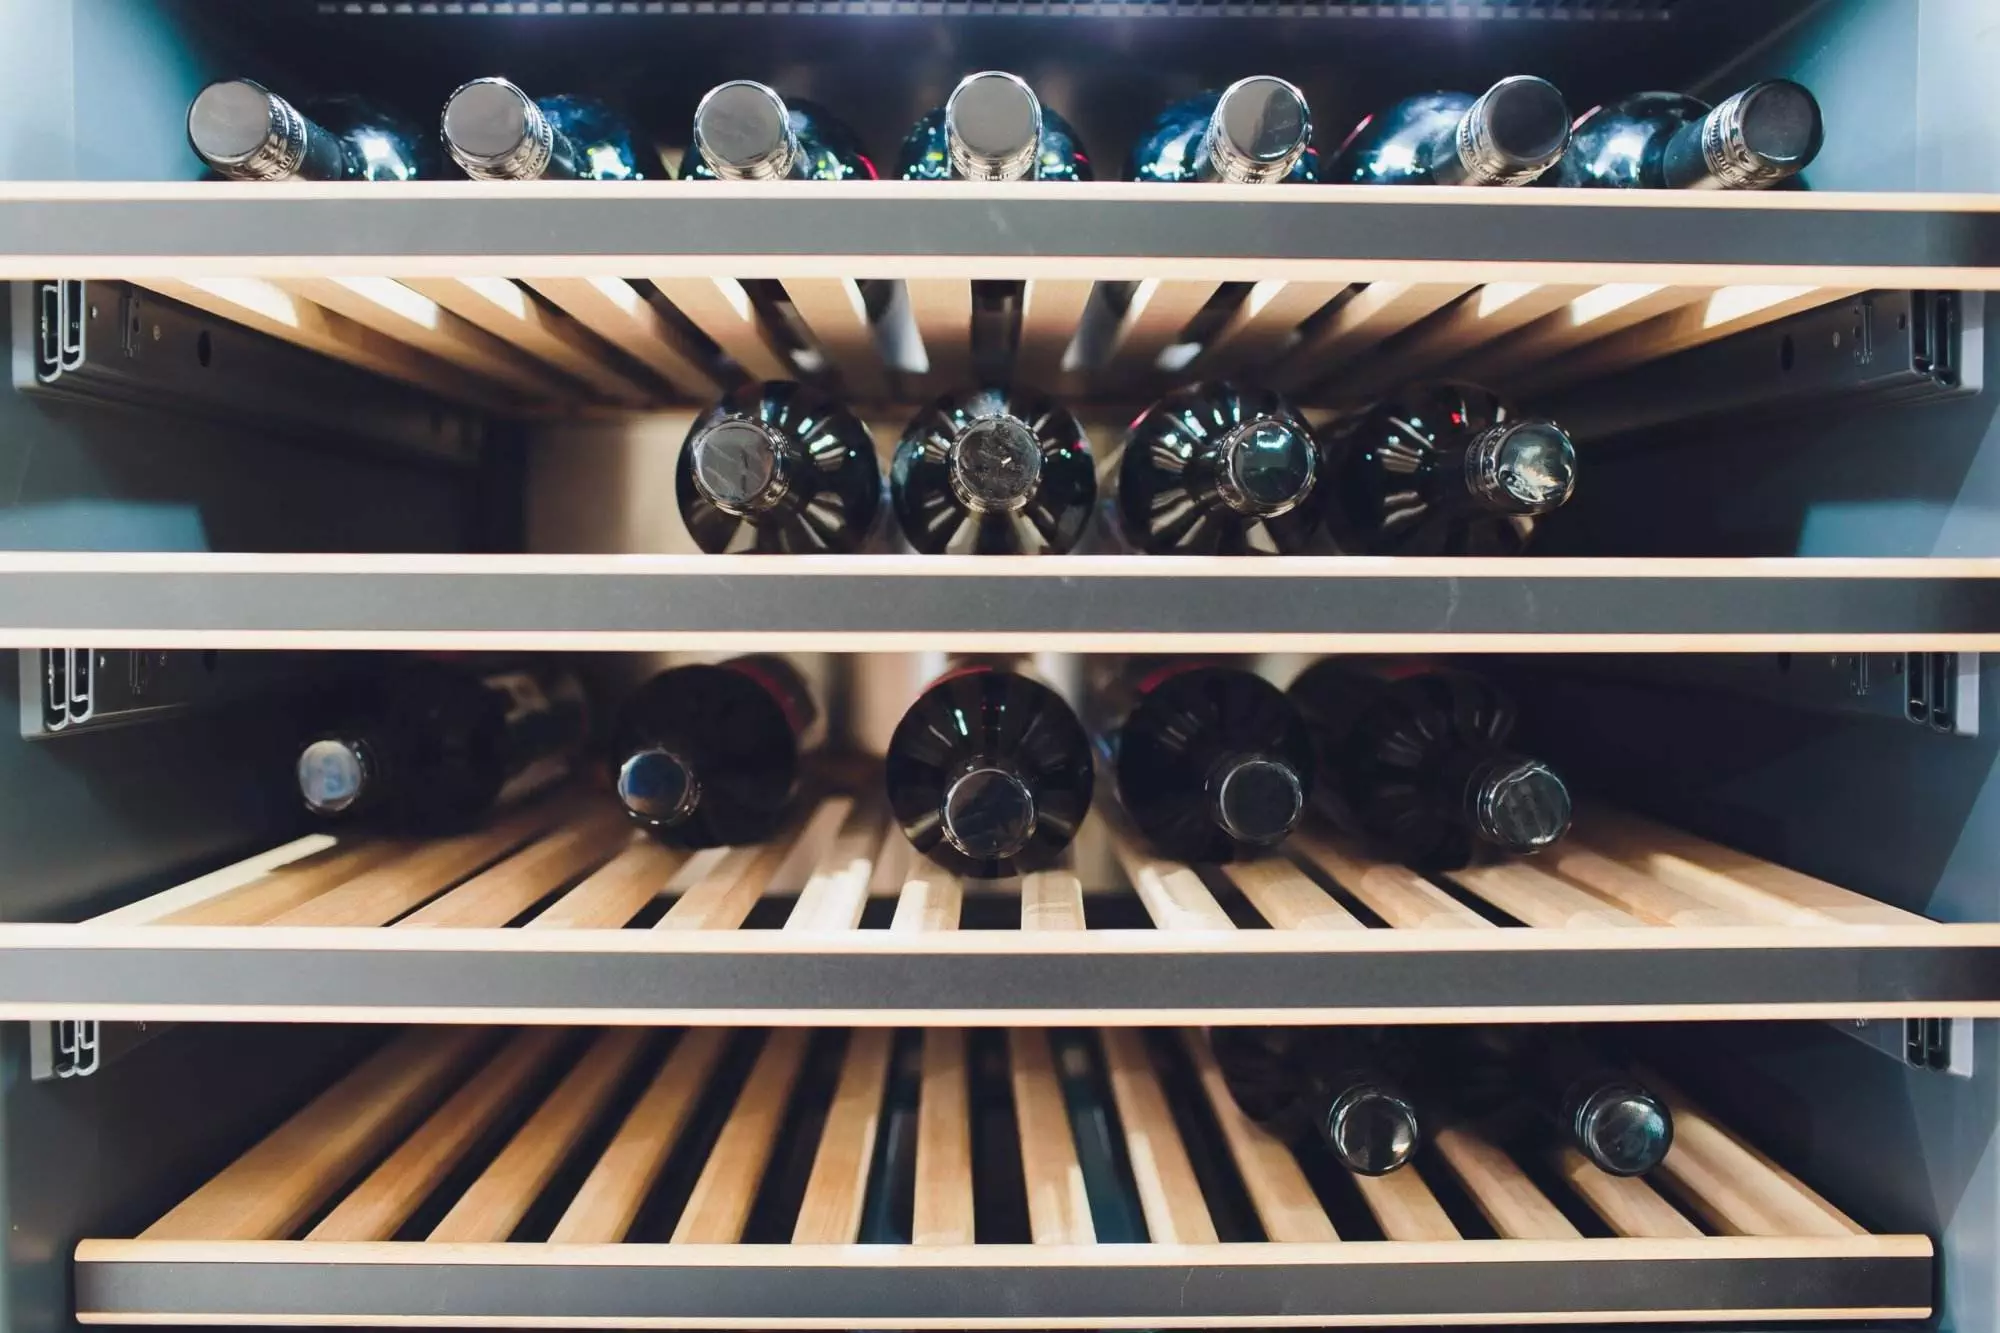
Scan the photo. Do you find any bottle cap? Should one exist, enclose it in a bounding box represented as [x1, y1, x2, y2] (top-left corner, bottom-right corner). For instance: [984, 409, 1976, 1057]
[694, 80, 802, 180]
[1704, 80, 1824, 188]
[443, 77, 554, 179]
[1470, 756, 1573, 853]
[1218, 417, 1318, 517]
[188, 80, 308, 180]
[1466, 420, 1577, 515]
[691, 418, 792, 515]
[1457, 75, 1570, 185]
[1204, 76, 1312, 184]
[942, 766, 1037, 861]
[298, 738, 368, 815]
[949, 416, 1043, 513]
[945, 72, 1043, 182]
[617, 748, 702, 827]
[1211, 756, 1306, 846]
[1574, 1082, 1674, 1176]
[1325, 1084, 1421, 1176]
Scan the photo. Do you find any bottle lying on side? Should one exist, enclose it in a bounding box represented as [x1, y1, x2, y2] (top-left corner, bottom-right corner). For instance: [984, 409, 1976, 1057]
[188, 79, 428, 181]
[1558, 81, 1823, 191]
[1289, 659, 1573, 871]
[687, 80, 878, 181]
[1127, 76, 1315, 184]
[1211, 1026, 1422, 1176]
[1324, 76, 1571, 187]
[677, 382, 884, 554]
[898, 70, 1093, 182]
[891, 388, 1097, 554]
[612, 655, 824, 848]
[441, 77, 652, 180]
[1116, 383, 1329, 555]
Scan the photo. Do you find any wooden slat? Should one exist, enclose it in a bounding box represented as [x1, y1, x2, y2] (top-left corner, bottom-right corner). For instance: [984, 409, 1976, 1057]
[1646, 1074, 1863, 1239]
[1100, 1029, 1217, 1245]
[781, 278, 887, 399]
[1340, 281, 1595, 397]
[429, 1028, 650, 1243]
[792, 1029, 894, 1244]
[399, 811, 634, 929]
[648, 277, 792, 383]
[404, 276, 657, 405]
[912, 1028, 974, 1246]
[526, 277, 722, 399]
[1350, 1165, 1462, 1242]
[1014, 279, 1094, 389]
[1289, 830, 1492, 930]
[1180, 1029, 1337, 1243]
[1444, 861, 1651, 930]
[141, 1028, 482, 1241]
[1270, 282, 1472, 392]
[1554, 1145, 1703, 1239]
[527, 837, 686, 930]
[1110, 830, 1234, 931]
[1008, 1029, 1095, 1244]
[1431, 1126, 1581, 1240]
[906, 278, 973, 386]
[1543, 842, 1754, 928]
[308, 1029, 567, 1242]
[1452, 282, 1715, 382]
[154, 841, 404, 928]
[1020, 871, 1087, 931]
[673, 1029, 812, 1243]
[655, 798, 848, 932]
[786, 805, 881, 933]
[1098, 279, 1219, 380]
[1189, 280, 1349, 375]
[1221, 857, 1365, 931]
[549, 1028, 731, 1244]
[281, 277, 576, 400]
[95, 835, 338, 924]
[892, 868, 963, 932]
[1526, 285, 1857, 392]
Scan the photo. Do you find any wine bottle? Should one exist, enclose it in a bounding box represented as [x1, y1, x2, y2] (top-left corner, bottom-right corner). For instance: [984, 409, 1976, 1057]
[687, 80, 877, 181]
[1558, 81, 1822, 191]
[1210, 1027, 1421, 1176]
[1323, 76, 1569, 186]
[442, 77, 651, 181]
[884, 664, 1094, 877]
[1323, 383, 1576, 556]
[1410, 1026, 1674, 1177]
[187, 80, 427, 182]
[897, 71, 1093, 182]
[1097, 662, 1315, 864]
[1127, 76, 1315, 184]
[1289, 660, 1572, 870]
[677, 382, 884, 554]
[612, 655, 823, 848]
[1116, 384, 1326, 556]
[297, 660, 587, 831]
[891, 388, 1096, 555]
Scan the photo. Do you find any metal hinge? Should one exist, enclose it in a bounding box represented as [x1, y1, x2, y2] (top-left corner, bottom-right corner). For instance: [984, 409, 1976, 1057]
[1835, 1018, 1974, 1078]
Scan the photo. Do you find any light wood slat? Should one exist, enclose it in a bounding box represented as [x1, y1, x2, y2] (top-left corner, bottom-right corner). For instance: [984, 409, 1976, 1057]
[1525, 285, 1857, 392]
[550, 1028, 732, 1244]
[792, 1029, 894, 1244]
[1179, 1030, 1336, 1243]
[1542, 842, 1755, 929]
[1339, 282, 1595, 396]
[1008, 1029, 1095, 1244]
[1451, 283, 1715, 382]
[1014, 279, 1094, 389]
[1444, 861, 1651, 930]
[1221, 857, 1365, 931]
[94, 835, 338, 924]
[526, 837, 685, 930]
[654, 798, 848, 932]
[786, 806, 883, 933]
[265, 801, 569, 928]
[1554, 1145, 1703, 1239]
[1100, 1029, 1217, 1245]
[308, 1029, 567, 1242]
[1566, 829, 1833, 929]
[648, 277, 793, 383]
[892, 869, 963, 932]
[1289, 830, 1492, 930]
[781, 278, 887, 399]
[913, 1028, 974, 1246]
[1431, 1126, 1581, 1240]
[280, 277, 576, 400]
[906, 278, 974, 386]
[1110, 829, 1234, 931]
[1270, 282, 1472, 392]
[1189, 280, 1350, 375]
[1350, 1164, 1462, 1242]
[403, 277, 656, 405]
[152, 841, 402, 927]
[867, 825, 917, 898]
[141, 1028, 483, 1241]
[429, 1029, 650, 1243]
[399, 811, 635, 929]
[135, 277, 505, 408]
[1020, 871, 1087, 931]
[526, 277, 722, 399]
[673, 1029, 812, 1243]
[1098, 279, 1219, 380]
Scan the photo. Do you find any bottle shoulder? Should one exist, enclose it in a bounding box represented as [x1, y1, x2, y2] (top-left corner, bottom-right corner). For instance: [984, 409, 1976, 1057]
[1324, 92, 1474, 185]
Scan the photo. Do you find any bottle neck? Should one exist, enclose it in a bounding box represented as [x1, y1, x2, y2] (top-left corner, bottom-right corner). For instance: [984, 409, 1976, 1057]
[444, 78, 581, 181]
[188, 81, 347, 182]
[1563, 1076, 1674, 1176]
[691, 418, 801, 518]
[617, 747, 703, 829]
[1449, 420, 1578, 517]
[1205, 753, 1306, 848]
[941, 761, 1038, 863]
[1197, 76, 1312, 185]
[949, 416, 1043, 514]
[1321, 1080, 1421, 1176]
[1659, 81, 1823, 190]
[298, 735, 379, 816]
[1201, 416, 1319, 518]
[694, 81, 806, 181]
[1438, 76, 1571, 187]
[945, 71, 1043, 181]
[1436, 749, 1573, 854]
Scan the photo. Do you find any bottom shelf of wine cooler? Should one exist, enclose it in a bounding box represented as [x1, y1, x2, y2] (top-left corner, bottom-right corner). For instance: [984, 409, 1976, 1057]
[75, 1026, 1932, 1328]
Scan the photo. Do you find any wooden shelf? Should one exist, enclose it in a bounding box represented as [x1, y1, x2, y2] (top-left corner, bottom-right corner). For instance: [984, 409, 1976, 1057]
[6, 792, 1993, 1024]
[73, 1024, 1933, 1327]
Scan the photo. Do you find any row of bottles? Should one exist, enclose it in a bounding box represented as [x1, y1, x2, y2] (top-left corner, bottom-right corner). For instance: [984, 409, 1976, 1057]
[684, 380, 1578, 557]
[188, 71, 1824, 192]
[294, 654, 1567, 881]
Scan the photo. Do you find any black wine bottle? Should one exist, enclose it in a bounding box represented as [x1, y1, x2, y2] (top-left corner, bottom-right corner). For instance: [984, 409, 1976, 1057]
[688, 81, 877, 181]
[442, 77, 651, 181]
[677, 382, 884, 554]
[898, 71, 1092, 182]
[296, 660, 587, 831]
[1324, 76, 1569, 186]
[188, 80, 427, 181]
[1323, 383, 1576, 556]
[1116, 384, 1326, 556]
[1410, 1026, 1673, 1177]
[1289, 660, 1572, 870]
[1097, 662, 1316, 863]
[1127, 76, 1315, 184]
[891, 388, 1096, 555]
[884, 664, 1094, 877]
[611, 655, 822, 848]
[1210, 1027, 1421, 1176]
[1558, 82, 1823, 191]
